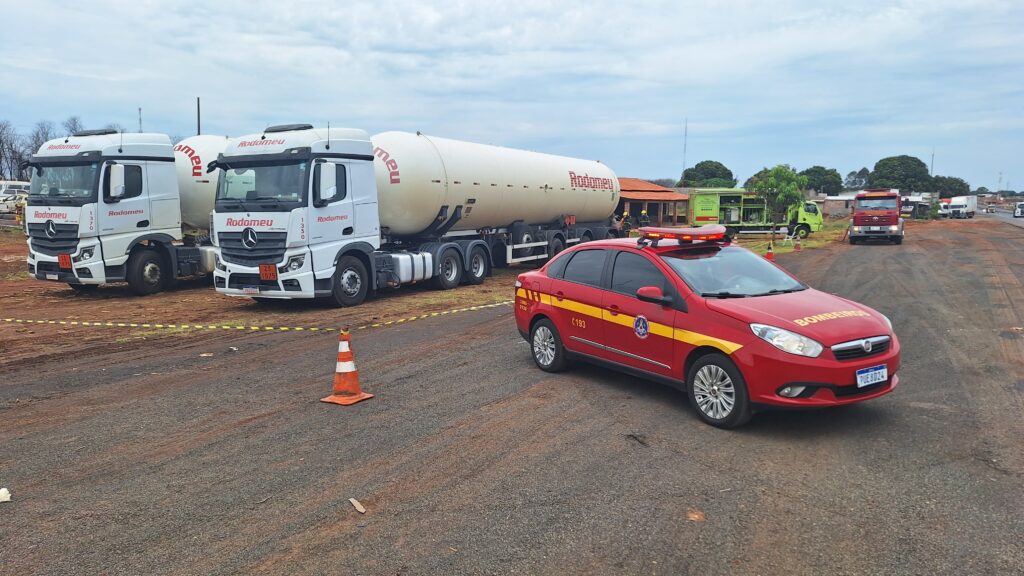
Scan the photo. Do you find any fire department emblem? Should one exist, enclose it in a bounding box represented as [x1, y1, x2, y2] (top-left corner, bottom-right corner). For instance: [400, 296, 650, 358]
[634, 315, 649, 339]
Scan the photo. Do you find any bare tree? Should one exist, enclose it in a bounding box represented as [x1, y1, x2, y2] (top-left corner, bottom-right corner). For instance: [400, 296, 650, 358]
[104, 123, 126, 133]
[0, 120, 23, 180]
[62, 116, 84, 136]
[26, 120, 57, 155]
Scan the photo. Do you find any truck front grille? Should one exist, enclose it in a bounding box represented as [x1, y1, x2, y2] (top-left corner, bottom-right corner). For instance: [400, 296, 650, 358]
[218, 231, 287, 267]
[27, 223, 80, 256]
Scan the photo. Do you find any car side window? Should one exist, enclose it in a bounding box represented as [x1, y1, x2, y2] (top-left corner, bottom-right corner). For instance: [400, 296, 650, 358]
[562, 249, 607, 287]
[611, 251, 668, 295]
[545, 249, 572, 278]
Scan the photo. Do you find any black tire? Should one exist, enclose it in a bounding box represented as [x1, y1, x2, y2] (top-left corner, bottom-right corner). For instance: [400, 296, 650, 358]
[431, 247, 463, 290]
[579, 232, 593, 244]
[328, 255, 369, 307]
[68, 283, 98, 293]
[848, 236, 857, 245]
[795, 224, 811, 239]
[126, 249, 165, 296]
[466, 246, 489, 285]
[686, 353, 752, 428]
[549, 237, 565, 259]
[893, 236, 903, 245]
[529, 318, 569, 372]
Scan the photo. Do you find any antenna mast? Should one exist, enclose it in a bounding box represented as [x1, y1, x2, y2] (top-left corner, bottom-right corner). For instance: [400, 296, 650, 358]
[681, 117, 688, 187]
[138, 107, 143, 133]
[196, 97, 201, 135]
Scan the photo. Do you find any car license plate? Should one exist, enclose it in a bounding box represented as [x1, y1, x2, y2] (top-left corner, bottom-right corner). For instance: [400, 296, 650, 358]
[242, 286, 260, 295]
[259, 264, 278, 281]
[46, 274, 58, 280]
[856, 364, 887, 388]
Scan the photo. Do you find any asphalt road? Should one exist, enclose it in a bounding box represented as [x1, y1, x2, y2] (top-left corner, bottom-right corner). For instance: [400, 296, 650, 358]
[983, 209, 1024, 229]
[1, 219, 1022, 575]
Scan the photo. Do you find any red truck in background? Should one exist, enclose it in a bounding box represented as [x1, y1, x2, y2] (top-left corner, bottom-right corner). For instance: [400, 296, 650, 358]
[849, 188, 903, 245]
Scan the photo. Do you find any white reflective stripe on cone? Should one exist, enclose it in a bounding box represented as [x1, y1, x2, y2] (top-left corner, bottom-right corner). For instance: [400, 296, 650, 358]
[338, 341, 350, 353]
[336, 361, 356, 373]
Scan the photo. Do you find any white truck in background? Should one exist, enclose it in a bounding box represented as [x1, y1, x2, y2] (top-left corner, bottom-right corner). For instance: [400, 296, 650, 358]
[24, 129, 228, 294]
[947, 195, 976, 219]
[208, 124, 620, 306]
[1014, 202, 1024, 218]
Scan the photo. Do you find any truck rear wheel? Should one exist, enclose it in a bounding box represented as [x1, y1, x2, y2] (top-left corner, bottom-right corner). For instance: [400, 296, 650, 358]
[431, 248, 463, 290]
[329, 255, 369, 307]
[466, 246, 488, 285]
[126, 249, 165, 296]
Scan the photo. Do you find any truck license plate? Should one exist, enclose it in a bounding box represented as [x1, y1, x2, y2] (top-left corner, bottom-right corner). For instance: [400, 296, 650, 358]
[46, 274, 58, 280]
[856, 364, 887, 388]
[242, 286, 260, 295]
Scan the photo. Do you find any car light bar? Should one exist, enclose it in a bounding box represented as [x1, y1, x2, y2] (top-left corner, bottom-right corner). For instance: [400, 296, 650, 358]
[637, 225, 727, 246]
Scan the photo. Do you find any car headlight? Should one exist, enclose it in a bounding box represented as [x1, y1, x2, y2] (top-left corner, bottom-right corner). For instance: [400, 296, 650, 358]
[74, 248, 94, 262]
[880, 313, 892, 332]
[279, 255, 305, 273]
[750, 323, 823, 358]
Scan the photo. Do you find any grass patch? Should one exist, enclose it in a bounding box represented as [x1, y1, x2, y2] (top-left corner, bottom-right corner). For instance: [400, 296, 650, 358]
[2, 270, 31, 281]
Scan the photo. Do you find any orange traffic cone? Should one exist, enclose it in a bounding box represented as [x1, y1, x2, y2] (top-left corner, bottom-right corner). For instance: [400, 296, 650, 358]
[320, 331, 374, 405]
[765, 243, 775, 261]
[794, 235, 802, 252]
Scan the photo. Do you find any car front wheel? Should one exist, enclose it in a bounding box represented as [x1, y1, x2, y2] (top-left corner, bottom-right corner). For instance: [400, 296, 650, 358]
[687, 354, 751, 428]
[530, 318, 569, 372]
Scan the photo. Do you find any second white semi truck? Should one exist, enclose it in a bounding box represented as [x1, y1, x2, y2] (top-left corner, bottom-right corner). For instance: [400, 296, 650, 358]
[24, 130, 228, 294]
[209, 124, 620, 306]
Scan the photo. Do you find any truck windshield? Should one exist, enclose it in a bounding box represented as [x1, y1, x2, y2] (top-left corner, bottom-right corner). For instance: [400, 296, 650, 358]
[27, 162, 100, 206]
[856, 198, 897, 211]
[215, 160, 309, 212]
[660, 246, 806, 298]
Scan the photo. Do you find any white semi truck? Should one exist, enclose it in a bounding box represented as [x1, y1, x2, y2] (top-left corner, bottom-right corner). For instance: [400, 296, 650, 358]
[24, 129, 228, 294]
[947, 195, 977, 219]
[209, 124, 619, 306]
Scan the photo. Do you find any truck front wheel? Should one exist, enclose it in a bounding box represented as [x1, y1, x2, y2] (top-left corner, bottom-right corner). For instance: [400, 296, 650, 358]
[126, 249, 165, 296]
[431, 248, 463, 290]
[795, 224, 811, 239]
[329, 255, 369, 307]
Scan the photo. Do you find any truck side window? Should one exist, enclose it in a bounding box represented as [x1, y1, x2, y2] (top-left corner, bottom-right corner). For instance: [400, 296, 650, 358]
[562, 249, 607, 288]
[103, 165, 143, 201]
[315, 162, 347, 204]
[611, 251, 667, 295]
[804, 202, 818, 214]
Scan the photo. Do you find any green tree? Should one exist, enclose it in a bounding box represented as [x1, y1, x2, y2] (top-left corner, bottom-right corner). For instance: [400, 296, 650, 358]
[869, 155, 932, 192]
[974, 186, 990, 195]
[678, 160, 737, 187]
[746, 164, 807, 244]
[931, 175, 970, 199]
[799, 165, 843, 195]
[844, 167, 870, 190]
[698, 177, 736, 188]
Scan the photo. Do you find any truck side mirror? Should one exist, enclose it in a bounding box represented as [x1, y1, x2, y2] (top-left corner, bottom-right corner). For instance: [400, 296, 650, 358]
[108, 164, 125, 199]
[314, 162, 337, 207]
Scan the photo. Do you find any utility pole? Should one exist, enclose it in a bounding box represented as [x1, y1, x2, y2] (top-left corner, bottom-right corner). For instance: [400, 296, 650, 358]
[196, 97, 201, 135]
[681, 117, 688, 187]
[929, 148, 934, 176]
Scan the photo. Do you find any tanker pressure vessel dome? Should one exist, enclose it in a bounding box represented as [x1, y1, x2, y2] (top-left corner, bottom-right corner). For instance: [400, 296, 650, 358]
[173, 135, 229, 230]
[369, 131, 620, 236]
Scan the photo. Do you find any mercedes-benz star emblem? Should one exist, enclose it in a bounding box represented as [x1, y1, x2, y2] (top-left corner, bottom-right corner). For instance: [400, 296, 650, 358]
[45, 220, 57, 239]
[861, 339, 873, 353]
[241, 227, 258, 249]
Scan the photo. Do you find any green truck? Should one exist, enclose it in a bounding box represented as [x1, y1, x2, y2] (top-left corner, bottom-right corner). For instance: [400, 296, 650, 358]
[689, 188, 823, 238]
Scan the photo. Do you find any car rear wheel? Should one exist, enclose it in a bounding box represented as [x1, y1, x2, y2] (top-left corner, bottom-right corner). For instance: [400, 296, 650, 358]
[687, 354, 751, 428]
[530, 318, 569, 372]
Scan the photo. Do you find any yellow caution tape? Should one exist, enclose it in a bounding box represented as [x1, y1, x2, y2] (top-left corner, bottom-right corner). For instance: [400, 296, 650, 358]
[0, 301, 513, 335]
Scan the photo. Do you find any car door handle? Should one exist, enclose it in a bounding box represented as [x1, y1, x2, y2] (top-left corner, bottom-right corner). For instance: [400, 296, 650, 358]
[555, 291, 565, 301]
[608, 304, 619, 316]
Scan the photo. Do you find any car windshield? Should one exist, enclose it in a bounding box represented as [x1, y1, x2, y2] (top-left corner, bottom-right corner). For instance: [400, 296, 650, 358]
[215, 159, 308, 212]
[659, 245, 806, 297]
[28, 163, 100, 206]
[856, 198, 897, 210]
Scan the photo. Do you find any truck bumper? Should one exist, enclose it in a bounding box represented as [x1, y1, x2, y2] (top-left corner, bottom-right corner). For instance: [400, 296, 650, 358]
[213, 248, 316, 299]
[849, 226, 902, 240]
[28, 240, 107, 285]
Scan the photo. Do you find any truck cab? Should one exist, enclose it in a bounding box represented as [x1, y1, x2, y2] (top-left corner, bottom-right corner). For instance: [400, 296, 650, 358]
[690, 189, 823, 238]
[849, 188, 903, 245]
[1014, 202, 1024, 218]
[209, 124, 381, 304]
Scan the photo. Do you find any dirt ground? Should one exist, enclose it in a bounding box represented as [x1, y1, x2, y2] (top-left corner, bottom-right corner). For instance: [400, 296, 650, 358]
[1, 217, 1021, 575]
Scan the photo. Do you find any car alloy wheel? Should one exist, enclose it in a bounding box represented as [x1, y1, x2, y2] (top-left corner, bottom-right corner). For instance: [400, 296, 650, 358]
[692, 364, 736, 420]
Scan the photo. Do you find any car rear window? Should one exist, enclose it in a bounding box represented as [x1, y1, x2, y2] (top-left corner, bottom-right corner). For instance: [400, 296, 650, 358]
[562, 249, 607, 287]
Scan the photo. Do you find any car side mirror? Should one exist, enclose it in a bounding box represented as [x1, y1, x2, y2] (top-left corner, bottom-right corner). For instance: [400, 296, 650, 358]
[314, 162, 336, 207]
[108, 164, 125, 199]
[636, 285, 672, 306]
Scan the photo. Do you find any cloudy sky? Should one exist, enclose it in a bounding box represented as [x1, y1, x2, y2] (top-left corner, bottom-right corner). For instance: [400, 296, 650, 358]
[2, 0, 1021, 189]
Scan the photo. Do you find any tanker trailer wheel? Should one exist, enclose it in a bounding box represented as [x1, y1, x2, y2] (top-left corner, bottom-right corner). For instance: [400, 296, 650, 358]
[431, 247, 463, 290]
[549, 237, 565, 259]
[329, 255, 369, 307]
[466, 246, 489, 285]
[126, 248, 166, 296]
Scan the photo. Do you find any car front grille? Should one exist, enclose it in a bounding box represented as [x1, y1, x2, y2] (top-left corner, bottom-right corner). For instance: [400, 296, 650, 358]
[28, 222, 79, 255]
[831, 335, 891, 361]
[218, 231, 287, 267]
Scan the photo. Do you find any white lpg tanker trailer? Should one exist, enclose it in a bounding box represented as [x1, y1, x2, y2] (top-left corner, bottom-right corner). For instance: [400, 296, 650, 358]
[208, 124, 620, 306]
[24, 129, 229, 294]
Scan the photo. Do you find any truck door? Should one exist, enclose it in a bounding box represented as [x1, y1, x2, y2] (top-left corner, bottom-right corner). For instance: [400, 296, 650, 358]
[98, 161, 150, 256]
[308, 160, 355, 277]
[602, 250, 677, 377]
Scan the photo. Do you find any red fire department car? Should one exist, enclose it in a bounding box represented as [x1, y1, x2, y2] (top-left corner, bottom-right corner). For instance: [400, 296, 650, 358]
[514, 226, 900, 428]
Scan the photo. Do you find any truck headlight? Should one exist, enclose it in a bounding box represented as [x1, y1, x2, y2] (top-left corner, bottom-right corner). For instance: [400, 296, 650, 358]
[74, 248, 94, 262]
[215, 253, 226, 271]
[888, 225, 898, 231]
[279, 255, 305, 273]
[852, 226, 862, 232]
[750, 323, 823, 358]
